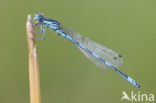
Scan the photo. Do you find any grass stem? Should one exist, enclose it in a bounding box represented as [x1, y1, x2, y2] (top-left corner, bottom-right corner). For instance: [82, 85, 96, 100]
[26, 15, 41, 103]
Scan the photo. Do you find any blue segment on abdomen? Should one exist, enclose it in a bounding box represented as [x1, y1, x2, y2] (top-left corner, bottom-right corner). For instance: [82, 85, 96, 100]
[62, 34, 101, 61]
[116, 69, 128, 79]
[127, 77, 133, 84]
[79, 43, 86, 50]
[66, 35, 74, 42]
[56, 30, 67, 37]
[92, 52, 99, 59]
[105, 61, 112, 67]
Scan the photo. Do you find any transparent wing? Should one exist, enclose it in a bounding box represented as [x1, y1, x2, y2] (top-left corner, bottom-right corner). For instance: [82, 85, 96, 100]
[77, 46, 109, 70]
[60, 25, 123, 69]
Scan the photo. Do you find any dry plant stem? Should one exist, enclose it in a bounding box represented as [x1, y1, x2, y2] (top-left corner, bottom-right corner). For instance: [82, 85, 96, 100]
[26, 15, 41, 103]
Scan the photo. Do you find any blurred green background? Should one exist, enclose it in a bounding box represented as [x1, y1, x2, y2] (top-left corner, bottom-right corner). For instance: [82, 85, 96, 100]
[0, 0, 156, 103]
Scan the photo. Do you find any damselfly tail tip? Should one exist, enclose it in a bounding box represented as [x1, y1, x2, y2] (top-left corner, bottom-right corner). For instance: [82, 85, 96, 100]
[134, 81, 140, 88]
[137, 84, 141, 88]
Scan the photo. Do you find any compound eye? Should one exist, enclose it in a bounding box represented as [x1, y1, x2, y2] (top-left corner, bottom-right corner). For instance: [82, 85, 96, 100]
[35, 14, 43, 19]
[38, 14, 43, 18]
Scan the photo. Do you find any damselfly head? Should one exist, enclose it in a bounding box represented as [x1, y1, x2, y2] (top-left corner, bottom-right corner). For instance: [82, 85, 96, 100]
[34, 14, 44, 21]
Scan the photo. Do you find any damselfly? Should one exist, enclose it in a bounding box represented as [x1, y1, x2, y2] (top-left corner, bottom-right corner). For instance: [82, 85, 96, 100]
[33, 14, 140, 88]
